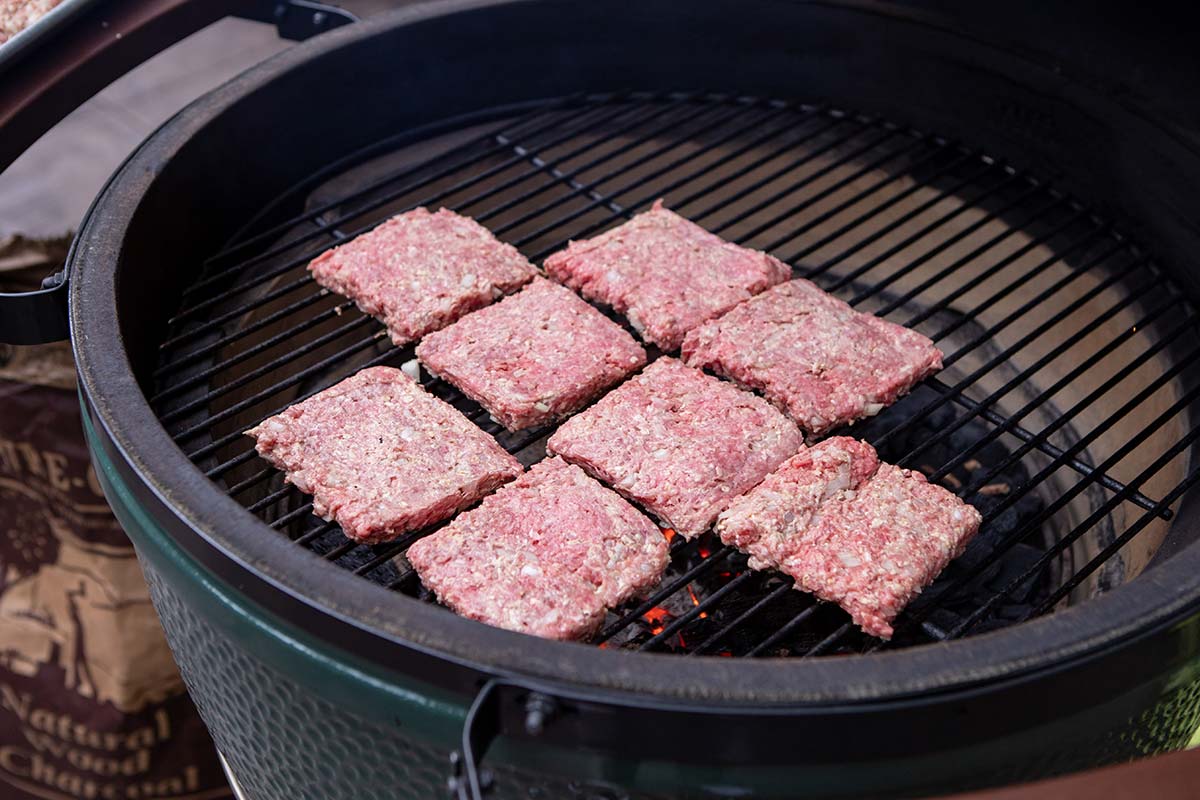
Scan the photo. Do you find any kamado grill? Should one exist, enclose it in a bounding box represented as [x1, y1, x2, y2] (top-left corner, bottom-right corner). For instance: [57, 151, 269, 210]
[5, 1, 1200, 798]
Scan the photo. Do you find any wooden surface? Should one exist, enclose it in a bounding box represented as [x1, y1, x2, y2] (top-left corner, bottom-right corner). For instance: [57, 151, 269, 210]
[947, 748, 1200, 799]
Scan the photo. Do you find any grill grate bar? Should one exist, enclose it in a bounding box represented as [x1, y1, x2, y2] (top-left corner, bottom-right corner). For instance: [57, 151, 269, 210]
[744, 601, 827, 657]
[879, 344, 1200, 642]
[479, 99, 787, 235]
[929, 298, 1192, 485]
[701, 126, 912, 236]
[925, 376, 1167, 517]
[322, 539, 358, 562]
[448, 96, 756, 227]
[271, 501, 317, 531]
[639, 571, 756, 652]
[594, 544, 737, 643]
[192, 95, 604, 272]
[158, 282, 330, 358]
[970, 347, 1200, 528]
[924, 376, 1163, 515]
[225, 466, 275, 497]
[519, 110, 849, 260]
[866, 202, 1087, 314]
[178, 329, 388, 449]
[246, 484, 293, 515]
[187, 340, 398, 463]
[805, 623, 856, 657]
[180, 98, 647, 301]
[906, 280, 1166, 472]
[866, 246, 1164, 513]
[902, 216, 1104, 331]
[753, 145, 975, 259]
[1028, 465, 1200, 618]
[295, 520, 338, 545]
[165, 101, 683, 333]
[477, 97, 780, 225]
[204, 448, 259, 480]
[160, 314, 377, 423]
[950, 414, 1200, 638]
[896, 277, 1167, 506]
[152, 300, 355, 399]
[872, 248, 1138, 449]
[807, 171, 1032, 288]
[535, 105, 843, 256]
[688, 580, 795, 656]
[780, 157, 997, 268]
[713, 135, 944, 252]
[494, 133, 626, 218]
[844, 182, 1065, 302]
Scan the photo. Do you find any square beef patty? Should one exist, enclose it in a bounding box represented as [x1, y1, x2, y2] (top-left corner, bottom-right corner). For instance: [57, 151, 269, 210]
[682, 278, 943, 435]
[416, 278, 646, 431]
[247, 366, 523, 544]
[308, 207, 536, 345]
[544, 200, 790, 351]
[548, 358, 804, 539]
[406, 457, 669, 640]
[717, 437, 981, 638]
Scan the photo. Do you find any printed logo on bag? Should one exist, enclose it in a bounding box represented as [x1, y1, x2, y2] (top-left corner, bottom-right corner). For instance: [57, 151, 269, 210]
[0, 379, 229, 800]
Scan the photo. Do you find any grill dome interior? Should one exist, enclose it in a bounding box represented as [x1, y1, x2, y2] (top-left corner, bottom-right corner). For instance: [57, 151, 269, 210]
[147, 91, 1196, 658]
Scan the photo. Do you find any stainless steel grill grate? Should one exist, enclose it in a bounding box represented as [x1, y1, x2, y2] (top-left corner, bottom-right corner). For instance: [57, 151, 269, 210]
[150, 92, 1200, 657]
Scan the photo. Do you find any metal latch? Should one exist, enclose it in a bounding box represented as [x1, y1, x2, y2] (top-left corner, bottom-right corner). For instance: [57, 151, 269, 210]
[238, 1, 359, 42]
[449, 679, 559, 800]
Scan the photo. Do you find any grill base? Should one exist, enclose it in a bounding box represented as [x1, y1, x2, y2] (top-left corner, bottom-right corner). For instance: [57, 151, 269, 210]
[132, 473, 1200, 799]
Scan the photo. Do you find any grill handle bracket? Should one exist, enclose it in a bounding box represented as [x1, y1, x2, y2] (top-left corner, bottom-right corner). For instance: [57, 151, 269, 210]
[239, 1, 358, 42]
[0, 268, 68, 345]
[449, 679, 559, 800]
[0, 0, 357, 346]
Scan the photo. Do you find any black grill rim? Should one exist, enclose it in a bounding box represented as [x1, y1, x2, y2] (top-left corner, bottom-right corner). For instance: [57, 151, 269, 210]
[70, 0, 1200, 707]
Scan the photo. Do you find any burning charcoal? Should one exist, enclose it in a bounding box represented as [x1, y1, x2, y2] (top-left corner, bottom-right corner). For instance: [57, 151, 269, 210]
[984, 543, 1044, 605]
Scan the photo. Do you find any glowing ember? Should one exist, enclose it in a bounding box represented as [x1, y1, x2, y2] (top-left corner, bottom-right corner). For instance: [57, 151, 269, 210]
[698, 544, 712, 558]
[686, 585, 708, 618]
[661, 527, 677, 542]
[643, 606, 672, 635]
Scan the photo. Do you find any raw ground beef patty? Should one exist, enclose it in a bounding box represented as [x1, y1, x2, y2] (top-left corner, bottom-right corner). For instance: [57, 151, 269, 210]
[308, 207, 536, 345]
[247, 366, 523, 544]
[544, 200, 791, 351]
[682, 278, 943, 435]
[716, 437, 982, 638]
[406, 457, 669, 640]
[416, 278, 646, 431]
[547, 358, 804, 539]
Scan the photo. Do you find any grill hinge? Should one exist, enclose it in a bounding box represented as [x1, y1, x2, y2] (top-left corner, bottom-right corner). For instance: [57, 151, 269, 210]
[449, 679, 559, 800]
[237, 1, 359, 42]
